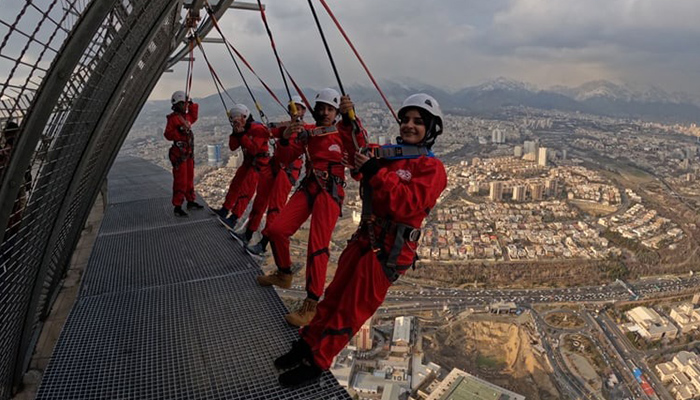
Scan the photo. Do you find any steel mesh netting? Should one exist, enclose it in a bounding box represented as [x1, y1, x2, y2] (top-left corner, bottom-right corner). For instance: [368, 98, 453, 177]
[0, 1, 181, 398]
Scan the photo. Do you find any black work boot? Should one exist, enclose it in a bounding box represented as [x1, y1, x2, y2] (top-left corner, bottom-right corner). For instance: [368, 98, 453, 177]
[246, 241, 267, 257]
[274, 339, 311, 370]
[278, 359, 323, 388]
[174, 206, 189, 217]
[224, 215, 238, 230]
[187, 201, 204, 210]
[214, 207, 229, 220]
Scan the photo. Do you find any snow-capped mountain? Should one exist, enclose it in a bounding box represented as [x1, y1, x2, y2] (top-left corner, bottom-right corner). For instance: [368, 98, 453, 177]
[471, 77, 539, 93]
[140, 78, 700, 125]
[551, 80, 692, 104]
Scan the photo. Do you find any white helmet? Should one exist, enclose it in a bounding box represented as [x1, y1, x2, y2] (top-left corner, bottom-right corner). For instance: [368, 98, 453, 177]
[228, 104, 250, 120]
[171, 90, 187, 105]
[313, 88, 340, 109]
[291, 95, 306, 109]
[398, 93, 444, 147]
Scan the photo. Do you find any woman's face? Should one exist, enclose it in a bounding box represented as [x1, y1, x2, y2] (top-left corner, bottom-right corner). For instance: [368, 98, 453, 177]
[399, 109, 427, 144]
[313, 103, 338, 127]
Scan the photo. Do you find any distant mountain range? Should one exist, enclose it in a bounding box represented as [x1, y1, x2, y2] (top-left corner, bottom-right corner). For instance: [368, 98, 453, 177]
[138, 78, 700, 125]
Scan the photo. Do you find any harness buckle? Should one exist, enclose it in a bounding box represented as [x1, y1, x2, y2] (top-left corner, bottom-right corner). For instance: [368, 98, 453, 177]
[407, 228, 421, 242]
[314, 169, 329, 180]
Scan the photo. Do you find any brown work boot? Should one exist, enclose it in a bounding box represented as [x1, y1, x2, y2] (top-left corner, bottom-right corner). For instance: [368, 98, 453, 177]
[285, 298, 318, 327]
[256, 269, 293, 289]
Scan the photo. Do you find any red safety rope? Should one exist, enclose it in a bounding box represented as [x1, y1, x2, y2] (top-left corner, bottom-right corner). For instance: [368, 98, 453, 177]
[316, 0, 399, 124]
[203, 0, 286, 118]
[256, 0, 298, 118]
[282, 63, 312, 111]
[186, 38, 194, 99]
[195, 36, 235, 115]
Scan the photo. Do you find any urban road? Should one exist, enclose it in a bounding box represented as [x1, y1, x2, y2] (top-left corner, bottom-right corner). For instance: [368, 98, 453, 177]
[278, 274, 697, 308]
[275, 274, 700, 400]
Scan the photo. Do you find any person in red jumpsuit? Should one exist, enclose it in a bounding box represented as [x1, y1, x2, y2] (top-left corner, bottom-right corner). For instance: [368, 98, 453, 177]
[213, 104, 270, 230]
[257, 88, 367, 327]
[164, 90, 203, 217]
[273, 94, 448, 388]
[245, 96, 309, 256]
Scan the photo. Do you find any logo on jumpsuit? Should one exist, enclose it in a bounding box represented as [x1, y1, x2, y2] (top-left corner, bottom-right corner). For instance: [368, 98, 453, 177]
[396, 169, 412, 182]
[328, 144, 341, 153]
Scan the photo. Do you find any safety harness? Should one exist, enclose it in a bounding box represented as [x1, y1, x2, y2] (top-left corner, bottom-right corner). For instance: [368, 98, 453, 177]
[232, 121, 270, 172]
[294, 125, 346, 212]
[370, 144, 433, 160]
[267, 121, 305, 185]
[358, 144, 433, 282]
[169, 114, 194, 168]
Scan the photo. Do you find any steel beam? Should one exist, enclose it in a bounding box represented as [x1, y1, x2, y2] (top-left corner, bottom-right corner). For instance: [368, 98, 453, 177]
[15, 1, 180, 384]
[0, 1, 118, 244]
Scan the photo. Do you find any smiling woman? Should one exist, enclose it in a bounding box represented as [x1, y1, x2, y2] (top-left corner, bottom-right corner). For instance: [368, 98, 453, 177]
[273, 93, 447, 388]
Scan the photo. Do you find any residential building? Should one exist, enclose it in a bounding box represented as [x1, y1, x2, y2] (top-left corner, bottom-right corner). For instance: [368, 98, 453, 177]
[423, 368, 525, 400]
[538, 147, 549, 167]
[625, 306, 678, 341]
[489, 181, 503, 202]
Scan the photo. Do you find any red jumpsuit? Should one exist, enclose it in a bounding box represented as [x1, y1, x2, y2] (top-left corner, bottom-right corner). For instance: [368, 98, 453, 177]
[252, 123, 308, 234]
[266, 120, 367, 300]
[264, 156, 303, 229]
[221, 121, 270, 218]
[300, 152, 447, 370]
[164, 103, 199, 207]
[245, 123, 304, 234]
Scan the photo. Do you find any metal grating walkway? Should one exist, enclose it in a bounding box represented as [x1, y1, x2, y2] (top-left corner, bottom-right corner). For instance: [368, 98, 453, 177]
[36, 156, 351, 400]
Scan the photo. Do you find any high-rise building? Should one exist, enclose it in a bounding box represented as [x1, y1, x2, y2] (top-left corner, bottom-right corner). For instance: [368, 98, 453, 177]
[207, 144, 222, 167]
[538, 147, 548, 167]
[523, 140, 537, 156]
[489, 182, 503, 202]
[357, 318, 373, 351]
[561, 149, 567, 160]
[512, 186, 525, 202]
[491, 129, 505, 144]
[545, 179, 559, 196]
[514, 146, 523, 158]
[530, 183, 544, 201]
[468, 181, 480, 194]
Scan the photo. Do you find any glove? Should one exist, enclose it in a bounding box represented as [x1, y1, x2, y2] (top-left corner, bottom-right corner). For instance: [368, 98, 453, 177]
[296, 130, 309, 143]
[359, 157, 380, 179]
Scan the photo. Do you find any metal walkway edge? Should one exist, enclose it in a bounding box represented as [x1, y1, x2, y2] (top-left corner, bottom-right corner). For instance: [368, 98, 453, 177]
[36, 156, 350, 400]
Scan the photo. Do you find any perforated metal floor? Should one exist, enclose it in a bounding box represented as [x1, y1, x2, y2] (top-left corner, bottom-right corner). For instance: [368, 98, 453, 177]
[37, 156, 351, 400]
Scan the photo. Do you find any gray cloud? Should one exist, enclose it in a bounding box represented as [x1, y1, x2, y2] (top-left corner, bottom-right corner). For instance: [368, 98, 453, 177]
[143, 0, 700, 100]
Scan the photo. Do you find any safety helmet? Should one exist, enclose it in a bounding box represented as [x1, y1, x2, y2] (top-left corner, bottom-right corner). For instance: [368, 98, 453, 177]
[397, 93, 443, 148]
[228, 104, 250, 120]
[291, 95, 306, 109]
[313, 88, 340, 110]
[171, 90, 187, 105]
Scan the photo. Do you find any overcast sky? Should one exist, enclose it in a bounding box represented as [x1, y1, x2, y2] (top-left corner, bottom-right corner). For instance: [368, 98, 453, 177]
[14, 1, 700, 101]
[151, 0, 700, 101]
